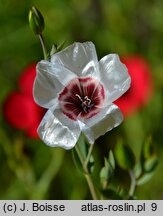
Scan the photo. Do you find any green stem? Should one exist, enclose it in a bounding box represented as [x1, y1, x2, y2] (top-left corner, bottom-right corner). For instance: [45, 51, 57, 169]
[38, 34, 48, 59]
[84, 173, 98, 200]
[75, 145, 98, 200]
[84, 144, 94, 167]
[129, 170, 136, 197]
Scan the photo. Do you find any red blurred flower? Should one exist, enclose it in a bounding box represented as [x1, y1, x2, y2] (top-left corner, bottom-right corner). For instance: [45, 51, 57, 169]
[114, 56, 153, 116]
[3, 64, 44, 138]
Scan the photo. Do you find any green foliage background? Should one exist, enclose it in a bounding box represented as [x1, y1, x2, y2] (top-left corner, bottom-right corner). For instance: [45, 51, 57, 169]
[0, 0, 163, 199]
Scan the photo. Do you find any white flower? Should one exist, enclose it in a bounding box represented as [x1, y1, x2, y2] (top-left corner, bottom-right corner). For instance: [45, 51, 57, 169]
[33, 42, 131, 149]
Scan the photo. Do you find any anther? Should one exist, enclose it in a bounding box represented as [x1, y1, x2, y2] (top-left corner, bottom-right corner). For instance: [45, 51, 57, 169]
[75, 94, 93, 112]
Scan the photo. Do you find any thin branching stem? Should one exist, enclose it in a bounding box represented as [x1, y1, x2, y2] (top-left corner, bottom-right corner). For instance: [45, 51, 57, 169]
[75, 145, 98, 200]
[84, 144, 94, 167]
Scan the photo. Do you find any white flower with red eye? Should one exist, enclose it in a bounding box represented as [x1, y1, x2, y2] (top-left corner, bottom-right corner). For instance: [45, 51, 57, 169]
[33, 42, 131, 149]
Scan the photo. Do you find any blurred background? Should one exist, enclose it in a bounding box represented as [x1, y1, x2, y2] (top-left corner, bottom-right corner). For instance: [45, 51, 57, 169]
[0, 0, 163, 199]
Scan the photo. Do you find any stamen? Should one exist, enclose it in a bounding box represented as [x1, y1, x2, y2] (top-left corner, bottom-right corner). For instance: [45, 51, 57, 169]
[75, 94, 83, 102]
[75, 94, 93, 113]
[84, 96, 91, 105]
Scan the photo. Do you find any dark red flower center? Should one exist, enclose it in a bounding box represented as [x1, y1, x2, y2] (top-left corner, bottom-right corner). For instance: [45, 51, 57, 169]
[58, 77, 105, 121]
[75, 94, 94, 112]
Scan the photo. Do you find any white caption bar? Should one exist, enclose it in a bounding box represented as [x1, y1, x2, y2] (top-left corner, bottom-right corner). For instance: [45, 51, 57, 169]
[0, 200, 162, 216]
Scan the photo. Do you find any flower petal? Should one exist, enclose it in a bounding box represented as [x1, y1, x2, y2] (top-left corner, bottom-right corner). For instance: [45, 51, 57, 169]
[38, 107, 81, 149]
[79, 104, 123, 144]
[51, 42, 100, 79]
[99, 54, 131, 102]
[33, 60, 77, 108]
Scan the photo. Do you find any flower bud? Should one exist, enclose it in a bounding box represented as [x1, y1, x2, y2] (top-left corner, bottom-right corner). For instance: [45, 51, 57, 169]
[29, 6, 44, 35]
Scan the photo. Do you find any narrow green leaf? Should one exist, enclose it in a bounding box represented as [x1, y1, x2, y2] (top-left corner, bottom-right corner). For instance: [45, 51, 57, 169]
[114, 139, 135, 170]
[136, 171, 156, 186]
[87, 155, 95, 173]
[144, 156, 158, 173]
[100, 151, 115, 188]
[134, 162, 142, 179]
[108, 150, 115, 170]
[50, 41, 66, 56]
[100, 158, 110, 180]
[56, 40, 66, 52]
[141, 136, 155, 161]
[141, 136, 158, 173]
[50, 44, 57, 56]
